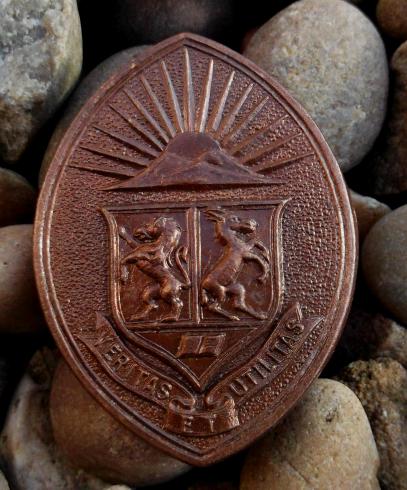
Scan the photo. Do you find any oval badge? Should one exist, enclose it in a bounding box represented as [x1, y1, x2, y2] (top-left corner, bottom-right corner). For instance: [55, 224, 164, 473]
[35, 34, 356, 465]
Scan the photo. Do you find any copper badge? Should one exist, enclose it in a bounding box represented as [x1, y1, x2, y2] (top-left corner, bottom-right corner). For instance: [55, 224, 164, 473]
[34, 34, 357, 465]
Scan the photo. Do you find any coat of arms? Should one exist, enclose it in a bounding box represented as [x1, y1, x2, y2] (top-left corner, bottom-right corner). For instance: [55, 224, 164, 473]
[103, 198, 286, 390]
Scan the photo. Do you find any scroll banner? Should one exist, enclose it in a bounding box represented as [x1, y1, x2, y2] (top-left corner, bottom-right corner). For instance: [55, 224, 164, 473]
[207, 303, 324, 405]
[165, 394, 239, 436]
[78, 313, 192, 410]
[78, 314, 238, 435]
[79, 305, 322, 436]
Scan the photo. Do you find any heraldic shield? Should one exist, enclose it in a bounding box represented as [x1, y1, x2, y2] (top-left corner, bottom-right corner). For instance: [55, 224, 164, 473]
[34, 33, 356, 465]
[103, 199, 286, 390]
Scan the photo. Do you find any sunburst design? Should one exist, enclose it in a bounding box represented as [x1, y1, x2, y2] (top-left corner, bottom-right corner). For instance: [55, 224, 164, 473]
[73, 48, 314, 188]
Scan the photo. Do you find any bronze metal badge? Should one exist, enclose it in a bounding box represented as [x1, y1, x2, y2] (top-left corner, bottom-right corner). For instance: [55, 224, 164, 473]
[34, 34, 356, 465]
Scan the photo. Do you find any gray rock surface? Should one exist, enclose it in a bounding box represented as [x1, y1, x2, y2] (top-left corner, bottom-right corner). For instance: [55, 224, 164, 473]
[0, 224, 44, 332]
[350, 190, 391, 241]
[244, 0, 388, 172]
[0, 0, 82, 163]
[0, 169, 36, 227]
[339, 359, 407, 490]
[240, 379, 380, 490]
[0, 349, 129, 490]
[50, 360, 190, 487]
[377, 0, 407, 40]
[39, 45, 149, 185]
[369, 41, 407, 195]
[362, 205, 407, 325]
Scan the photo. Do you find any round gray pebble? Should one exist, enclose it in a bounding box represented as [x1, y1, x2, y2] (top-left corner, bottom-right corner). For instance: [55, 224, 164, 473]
[244, 0, 388, 172]
[362, 205, 407, 325]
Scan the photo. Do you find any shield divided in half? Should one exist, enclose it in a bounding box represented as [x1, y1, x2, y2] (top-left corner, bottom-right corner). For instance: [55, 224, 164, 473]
[103, 199, 286, 391]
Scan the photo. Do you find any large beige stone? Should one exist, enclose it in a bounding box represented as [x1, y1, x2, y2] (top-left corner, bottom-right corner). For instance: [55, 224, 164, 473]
[339, 359, 407, 489]
[240, 379, 380, 489]
[0, 349, 130, 490]
[244, 0, 388, 172]
[50, 360, 190, 487]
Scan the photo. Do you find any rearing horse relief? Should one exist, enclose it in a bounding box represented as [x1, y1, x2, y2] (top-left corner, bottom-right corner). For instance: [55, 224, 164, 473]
[119, 216, 190, 323]
[201, 207, 271, 321]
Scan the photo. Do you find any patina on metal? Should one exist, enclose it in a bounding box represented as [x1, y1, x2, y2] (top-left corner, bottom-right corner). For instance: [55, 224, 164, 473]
[34, 33, 357, 465]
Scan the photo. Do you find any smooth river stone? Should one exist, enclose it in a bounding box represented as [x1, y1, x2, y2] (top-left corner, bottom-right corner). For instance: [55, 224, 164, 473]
[362, 205, 407, 325]
[0, 349, 130, 490]
[0, 224, 44, 332]
[369, 41, 407, 195]
[50, 360, 190, 487]
[0, 169, 36, 227]
[0, 0, 82, 163]
[349, 190, 390, 241]
[377, 0, 407, 40]
[240, 379, 380, 490]
[339, 359, 407, 490]
[39, 45, 149, 185]
[244, 0, 388, 172]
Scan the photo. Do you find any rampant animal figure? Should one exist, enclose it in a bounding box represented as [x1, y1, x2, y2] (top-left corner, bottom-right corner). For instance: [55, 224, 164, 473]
[119, 216, 190, 323]
[201, 208, 270, 321]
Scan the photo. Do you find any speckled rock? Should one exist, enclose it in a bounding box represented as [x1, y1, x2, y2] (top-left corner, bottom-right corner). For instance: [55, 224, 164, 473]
[339, 359, 407, 490]
[244, 0, 388, 172]
[0, 169, 36, 227]
[0, 471, 9, 490]
[369, 41, 407, 195]
[362, 205, 407, 325]
[0, 349, 129, 490]
[50, 360, 190, 486]
[377, 0, 407, 40]
[0, 0, 82, 163]
[240, 379, 380, 490]
[337, 306, 407, 369]
[350, 190, 391, 241]
[39, 45, 149, 185]
[0, 225, 44, 332]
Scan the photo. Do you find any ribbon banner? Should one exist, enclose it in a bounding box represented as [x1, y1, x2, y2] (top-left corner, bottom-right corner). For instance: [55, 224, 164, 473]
[208, 303, 324, 405]
[165, 394, 239, 436]
[79, 305, 322, 435]
[78, 313, 192, 409]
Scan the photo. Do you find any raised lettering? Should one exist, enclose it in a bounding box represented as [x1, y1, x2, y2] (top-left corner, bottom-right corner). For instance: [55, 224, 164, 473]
[229, 378, 249, 396]
[156, 381, 173, 400]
